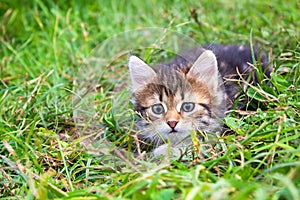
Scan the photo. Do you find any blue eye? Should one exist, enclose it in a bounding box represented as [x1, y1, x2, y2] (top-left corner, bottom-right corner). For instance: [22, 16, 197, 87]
[181, 102, 195, 112]
[151, 104, 165, 114]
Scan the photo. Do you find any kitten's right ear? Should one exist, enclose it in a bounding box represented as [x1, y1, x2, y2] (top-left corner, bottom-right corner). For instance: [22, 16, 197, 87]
[128, 55, 156, 91]
[187, 50, 219, 92]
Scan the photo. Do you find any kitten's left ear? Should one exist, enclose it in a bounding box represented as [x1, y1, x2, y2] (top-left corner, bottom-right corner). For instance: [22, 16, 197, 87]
[128, 55, 156, 92]
[187, 50, 219, 91]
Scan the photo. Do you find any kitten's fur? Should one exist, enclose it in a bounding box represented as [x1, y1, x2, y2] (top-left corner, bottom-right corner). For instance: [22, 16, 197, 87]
[128, 45, 269, 156]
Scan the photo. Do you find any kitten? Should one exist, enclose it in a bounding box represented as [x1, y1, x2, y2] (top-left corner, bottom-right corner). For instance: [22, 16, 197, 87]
[128, 45, 269, 156]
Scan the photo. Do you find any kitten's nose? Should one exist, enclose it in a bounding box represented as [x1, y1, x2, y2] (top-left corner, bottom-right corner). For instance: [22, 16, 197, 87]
[167, 120, 178, 129]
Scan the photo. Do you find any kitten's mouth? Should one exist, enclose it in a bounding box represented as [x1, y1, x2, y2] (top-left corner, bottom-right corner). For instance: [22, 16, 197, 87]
[169, 130, 178, 133]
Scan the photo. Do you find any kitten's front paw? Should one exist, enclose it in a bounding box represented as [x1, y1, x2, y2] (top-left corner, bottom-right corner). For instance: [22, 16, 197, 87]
[153, 144, 183, 157]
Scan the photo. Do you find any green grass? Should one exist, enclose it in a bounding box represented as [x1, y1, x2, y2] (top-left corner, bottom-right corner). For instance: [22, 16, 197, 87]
[1, 0, 299, 199]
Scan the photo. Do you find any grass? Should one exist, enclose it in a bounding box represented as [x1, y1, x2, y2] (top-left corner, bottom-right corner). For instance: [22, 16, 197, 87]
[0, 0, 299, 199]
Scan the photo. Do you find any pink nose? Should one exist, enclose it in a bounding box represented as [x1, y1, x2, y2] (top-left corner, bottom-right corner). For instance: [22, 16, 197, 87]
[167, 120, 178, 129]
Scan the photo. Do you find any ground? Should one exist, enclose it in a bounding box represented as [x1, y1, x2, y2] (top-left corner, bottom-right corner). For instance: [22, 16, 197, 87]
[0, 0, 299, 199]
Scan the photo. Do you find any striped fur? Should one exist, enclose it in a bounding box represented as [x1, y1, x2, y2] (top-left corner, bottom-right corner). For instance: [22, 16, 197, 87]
[128, 45, 269, 156]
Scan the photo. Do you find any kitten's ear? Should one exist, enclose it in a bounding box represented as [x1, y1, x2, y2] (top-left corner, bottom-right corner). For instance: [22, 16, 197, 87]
[128, 55, 156, 91]
[187, 50, 219, 91]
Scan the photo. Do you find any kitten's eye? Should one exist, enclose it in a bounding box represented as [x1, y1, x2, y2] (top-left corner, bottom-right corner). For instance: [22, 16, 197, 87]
[181, 102, 195, 112]
[151, 104, 165, 115]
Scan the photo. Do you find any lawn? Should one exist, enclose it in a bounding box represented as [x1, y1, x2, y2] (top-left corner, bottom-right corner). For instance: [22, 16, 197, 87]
[0, 0, 299, 199]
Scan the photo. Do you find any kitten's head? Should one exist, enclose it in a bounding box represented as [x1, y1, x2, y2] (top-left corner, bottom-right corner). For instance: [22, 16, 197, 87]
[128, 51, 226, 146]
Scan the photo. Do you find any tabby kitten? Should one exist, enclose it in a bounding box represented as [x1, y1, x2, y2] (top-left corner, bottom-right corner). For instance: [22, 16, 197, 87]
[128, 45, 269, 156]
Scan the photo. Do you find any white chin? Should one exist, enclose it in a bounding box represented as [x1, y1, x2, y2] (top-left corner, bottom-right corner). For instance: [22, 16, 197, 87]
[162, 130, 191, 143]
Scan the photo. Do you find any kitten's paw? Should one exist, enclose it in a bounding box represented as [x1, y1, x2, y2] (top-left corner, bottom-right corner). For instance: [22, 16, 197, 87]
[153, 144, 183, 157]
